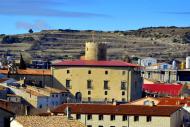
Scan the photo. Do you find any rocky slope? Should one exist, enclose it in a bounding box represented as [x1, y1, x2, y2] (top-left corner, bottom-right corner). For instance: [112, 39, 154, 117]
[0, 27, 190, 62]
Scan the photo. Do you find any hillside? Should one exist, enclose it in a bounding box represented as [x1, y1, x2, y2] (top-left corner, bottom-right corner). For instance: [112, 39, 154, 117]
[0, 27, 190, 62]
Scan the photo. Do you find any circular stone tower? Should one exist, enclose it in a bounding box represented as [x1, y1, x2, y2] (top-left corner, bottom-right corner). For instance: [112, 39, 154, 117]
[85, 42, 107, 60]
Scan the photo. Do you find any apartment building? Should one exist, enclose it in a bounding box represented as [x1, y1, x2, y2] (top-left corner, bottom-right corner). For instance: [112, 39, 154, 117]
[53, 103, 182, 127]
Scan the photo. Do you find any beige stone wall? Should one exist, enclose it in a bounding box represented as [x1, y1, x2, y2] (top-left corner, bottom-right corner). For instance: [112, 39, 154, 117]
[52, 66, 142, 102]
[129, 116, 170, 127]
[71, 114, 176, 127]
[72, 114, 129, 127]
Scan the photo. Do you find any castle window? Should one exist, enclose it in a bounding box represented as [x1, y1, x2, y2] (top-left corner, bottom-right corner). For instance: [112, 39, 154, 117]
[105, 91, 108, 95]
[105, 70, 108, 75]
[88, 70, 91, 74]
[122, 71, 126, 75]
[104, 80, 109, 90]
[88, 91, 91, 95]
[66, 80, 71, 89]
[122, 91, 125, 96]
[121, 81, 126, 90]
[67, 70, 70, 74]
[87, 80, 92, 89]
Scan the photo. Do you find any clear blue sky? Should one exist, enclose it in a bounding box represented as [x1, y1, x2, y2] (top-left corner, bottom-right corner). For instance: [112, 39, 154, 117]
[1, 0, 190, 34]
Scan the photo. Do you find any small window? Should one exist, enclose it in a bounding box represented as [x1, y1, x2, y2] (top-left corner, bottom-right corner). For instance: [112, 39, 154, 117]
[134, 116, 139, 121]
[88, 97, 91, 102]
[87, 126, 92, 127]
[66, 80, 71, 89]
[147, 116, 151, 122]
[56, 94, 58, 97]
[122, 91, 125, 96]
[105, 91, 108, 95]
[88, 70, 91, 74]
[87, 80, 92, 89]
[121, 81, 126, 90]
[99, 115, 104, 120]
[76, 114, 81, 120]
[122, 98, 126, 102]
[110, 115, 115, 121]
[122, 71, 126, 75]
[104, 80, 109, 90]
[122, 115, 128, 121]
[99, 126, 103, 127]
[52, 94, 54, 97]
[88, 91, 91, 95]
[87, 115, 92, 120]
[67, 70, 70, 74]
[105, 70, 108, 75]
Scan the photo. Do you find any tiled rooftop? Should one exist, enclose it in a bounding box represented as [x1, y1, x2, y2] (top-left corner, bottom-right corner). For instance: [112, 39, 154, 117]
[15, 116, 85, 127]
[143, 83, 183, 96]
[158, 97, 190, 106]
[52, 103, 181, 116]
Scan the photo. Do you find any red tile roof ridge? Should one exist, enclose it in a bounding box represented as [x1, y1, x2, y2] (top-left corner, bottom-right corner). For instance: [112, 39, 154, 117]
[53, 60, 141, 67]
[52, 103, 181, 116]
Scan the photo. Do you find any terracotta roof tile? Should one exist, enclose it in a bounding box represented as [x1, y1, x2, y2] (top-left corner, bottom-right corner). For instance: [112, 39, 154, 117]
[52, 104, 181, 116]
[158, 97, 190, 106]
[15, 116, 85, 127]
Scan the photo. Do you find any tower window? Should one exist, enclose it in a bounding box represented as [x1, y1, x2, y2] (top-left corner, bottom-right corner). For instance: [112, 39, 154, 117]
[105, 70, 108, 75]
[67, 70, 70, 74]
[88, 91, 91, 95]
[88, 70, 91, 74]
[122, 91, 125, 96]
[105, 91, 108, 95]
